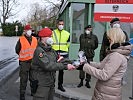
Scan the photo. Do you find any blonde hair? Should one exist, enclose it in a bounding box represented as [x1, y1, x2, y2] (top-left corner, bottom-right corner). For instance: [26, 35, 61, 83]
[107, 28, 126, 47]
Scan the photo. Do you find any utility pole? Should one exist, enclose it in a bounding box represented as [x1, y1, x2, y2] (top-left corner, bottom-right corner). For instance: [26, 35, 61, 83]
[15, 25, 18, 36]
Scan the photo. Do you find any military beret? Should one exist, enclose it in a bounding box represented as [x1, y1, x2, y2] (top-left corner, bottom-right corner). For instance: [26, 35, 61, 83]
[24, 24, 32, 30]
[38, 28, 52, 37]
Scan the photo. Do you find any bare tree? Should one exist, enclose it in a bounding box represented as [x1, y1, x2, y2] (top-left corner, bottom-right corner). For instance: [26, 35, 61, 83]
[26, 3, 48, 31]
[0, 0, 19, 24]
[43, 0, 64, 28]
[44, 0, 62, 9]
[24, 0, 64, 31]
[46, 4, 59, 27]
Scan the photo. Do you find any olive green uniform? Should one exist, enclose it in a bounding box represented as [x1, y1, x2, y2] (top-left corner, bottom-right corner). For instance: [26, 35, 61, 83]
[31, 42, 69, 100]
[79, 32, 98, 82]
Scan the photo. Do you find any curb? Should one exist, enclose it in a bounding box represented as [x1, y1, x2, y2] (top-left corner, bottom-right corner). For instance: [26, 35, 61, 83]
[54, 88, 89, 100]
[55, 91, 79, 100]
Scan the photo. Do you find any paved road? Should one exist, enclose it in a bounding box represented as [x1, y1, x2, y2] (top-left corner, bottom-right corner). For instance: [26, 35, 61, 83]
[0, 69, 63, 100]
[0, 36, 18, 61]
[0, 37, 19, 86]
[0, 37, 59, 100]
[0, 37, 133, 100]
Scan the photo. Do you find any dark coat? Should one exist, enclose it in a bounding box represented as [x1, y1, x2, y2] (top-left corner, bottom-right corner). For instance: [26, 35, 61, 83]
[79, 32, 98, 59]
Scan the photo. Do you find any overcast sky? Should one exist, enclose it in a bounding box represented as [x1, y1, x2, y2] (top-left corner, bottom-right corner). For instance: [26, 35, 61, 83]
[7, 0, 60, 23]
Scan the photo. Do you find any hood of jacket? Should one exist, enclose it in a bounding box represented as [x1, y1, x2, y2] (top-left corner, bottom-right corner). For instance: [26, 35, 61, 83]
[108, 44, 132, 60]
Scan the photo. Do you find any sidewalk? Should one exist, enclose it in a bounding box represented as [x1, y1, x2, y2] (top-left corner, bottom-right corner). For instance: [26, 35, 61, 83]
[54, 62, 133, 100]
[55, 70, 94, 100]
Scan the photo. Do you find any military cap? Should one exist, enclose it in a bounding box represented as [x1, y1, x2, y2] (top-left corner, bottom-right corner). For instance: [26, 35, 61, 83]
[110, 18, 120, 24]
[84, 25, 92, 30]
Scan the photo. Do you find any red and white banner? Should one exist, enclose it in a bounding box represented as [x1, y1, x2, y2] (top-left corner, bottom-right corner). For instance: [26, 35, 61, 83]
[94, 0, 133, 22]
[96, 0, 133, 4]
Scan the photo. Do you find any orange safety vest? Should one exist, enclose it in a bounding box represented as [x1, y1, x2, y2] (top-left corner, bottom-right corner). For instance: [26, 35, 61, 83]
[19, 36, 37, 61]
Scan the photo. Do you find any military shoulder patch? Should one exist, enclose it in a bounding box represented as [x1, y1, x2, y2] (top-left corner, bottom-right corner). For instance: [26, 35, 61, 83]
[39, 53, 43, 58]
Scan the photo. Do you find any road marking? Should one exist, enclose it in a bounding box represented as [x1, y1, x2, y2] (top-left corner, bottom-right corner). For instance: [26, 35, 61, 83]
[15, 77, 20, 83]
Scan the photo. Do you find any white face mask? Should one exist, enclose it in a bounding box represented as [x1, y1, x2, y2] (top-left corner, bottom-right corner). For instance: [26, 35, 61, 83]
[46, 38, 54, 45]
[26, 30, 32, 36]
[113, 23, 120, 28]
[58, 25, 64, 30]
[85, 30, 91, 34]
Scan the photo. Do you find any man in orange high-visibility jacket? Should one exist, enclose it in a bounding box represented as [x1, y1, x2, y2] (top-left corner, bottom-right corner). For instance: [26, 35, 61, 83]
[15, 24, 37, 100]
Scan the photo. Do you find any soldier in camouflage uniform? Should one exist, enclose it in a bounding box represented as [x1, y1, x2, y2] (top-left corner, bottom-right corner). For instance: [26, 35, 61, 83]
[30, 27, 75, 100]
[100, 18, 129, 61]
[77, 25, 98, 88]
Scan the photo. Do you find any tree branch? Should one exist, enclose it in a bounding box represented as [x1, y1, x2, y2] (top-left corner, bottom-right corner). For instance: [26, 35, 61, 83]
[44, 0, 60, 9]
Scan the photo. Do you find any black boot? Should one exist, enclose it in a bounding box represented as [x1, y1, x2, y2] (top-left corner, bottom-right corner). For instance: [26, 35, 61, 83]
[85, 81, 91, 88]
[77, 80, 83, 88]
[20, 94, 25, 100]
[58, 84, 66, 92]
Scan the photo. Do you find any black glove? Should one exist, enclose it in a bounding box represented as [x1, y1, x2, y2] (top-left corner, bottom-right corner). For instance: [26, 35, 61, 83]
[76, 64, 83, 70]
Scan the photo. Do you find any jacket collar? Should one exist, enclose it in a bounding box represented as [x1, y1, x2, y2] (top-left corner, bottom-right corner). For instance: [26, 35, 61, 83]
[109, 45, 132, 60]
[84, 32, 92, 38]
[38, 42, 52, 51]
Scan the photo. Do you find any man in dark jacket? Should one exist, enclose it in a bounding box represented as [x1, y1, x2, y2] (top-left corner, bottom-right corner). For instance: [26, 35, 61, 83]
[77, 25, 98, 88]
[100, 18, 129, 61]
[31, 27, 75, 100]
